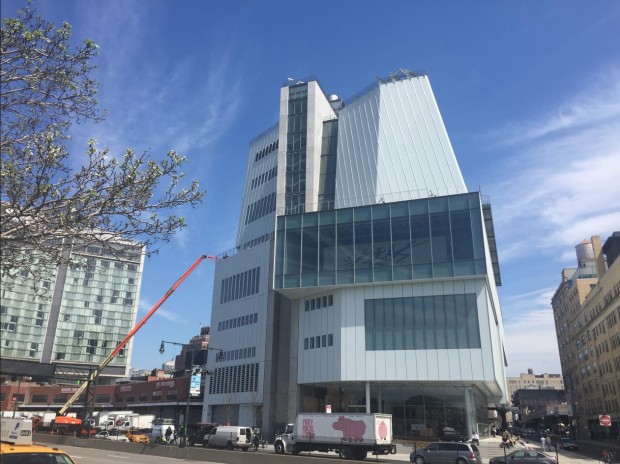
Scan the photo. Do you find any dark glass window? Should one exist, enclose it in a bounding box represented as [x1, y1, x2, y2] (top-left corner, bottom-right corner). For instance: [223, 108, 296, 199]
[301, 226, 318, 286]
[430, 212, 452, 262]
[372, 215, 392, 282]
[411, 214, 431, 264]
[354, 209, 372, 283]
[450, 209, 474, 260]
[364, 295, 480, 351]
[318, 223, 336, 285]
[275, 193, 487, 289]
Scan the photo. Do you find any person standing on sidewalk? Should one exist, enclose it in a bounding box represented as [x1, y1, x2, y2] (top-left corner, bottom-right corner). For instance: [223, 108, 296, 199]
[540, 435, 547, 452]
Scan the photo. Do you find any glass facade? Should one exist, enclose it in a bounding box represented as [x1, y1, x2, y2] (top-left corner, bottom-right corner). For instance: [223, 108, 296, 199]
[318, 119, 338, 211]
[0, 244, 143, 367]
[298, 384, 488, 439]
[52, 249, 142, 365]
[285, 84, 308, 215]
[275, 192, 487, 289]
[0, 250, 57, 362]
[364, 294, 481, 351]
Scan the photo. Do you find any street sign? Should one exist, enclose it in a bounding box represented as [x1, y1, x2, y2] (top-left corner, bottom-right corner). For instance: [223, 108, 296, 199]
[599, 415, 612, 427]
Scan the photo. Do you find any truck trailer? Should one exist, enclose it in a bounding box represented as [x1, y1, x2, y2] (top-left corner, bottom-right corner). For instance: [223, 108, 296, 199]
[274, 413, 396, 460]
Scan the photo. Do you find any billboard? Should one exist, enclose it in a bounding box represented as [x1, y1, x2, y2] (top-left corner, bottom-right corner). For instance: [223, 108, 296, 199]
[189, 372, 201, 397]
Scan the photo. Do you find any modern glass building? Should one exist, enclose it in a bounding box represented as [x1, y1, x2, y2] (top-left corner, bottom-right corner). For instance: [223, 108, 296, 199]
[202, 70, 508, 439]
[0, 240, 145, 382]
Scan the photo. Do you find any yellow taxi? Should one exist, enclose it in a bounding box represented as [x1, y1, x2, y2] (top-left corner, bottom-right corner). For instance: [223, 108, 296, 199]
[124, 429, 150, 443]
[0, 441, 77, 463]
[1, 417, 77, 464]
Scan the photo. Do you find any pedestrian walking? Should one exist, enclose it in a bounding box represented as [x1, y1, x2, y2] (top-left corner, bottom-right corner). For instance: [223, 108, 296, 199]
[540, 435, 546, 452]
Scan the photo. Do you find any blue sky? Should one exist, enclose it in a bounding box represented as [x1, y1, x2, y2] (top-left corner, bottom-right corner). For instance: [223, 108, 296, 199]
[2, 0, 619, 377]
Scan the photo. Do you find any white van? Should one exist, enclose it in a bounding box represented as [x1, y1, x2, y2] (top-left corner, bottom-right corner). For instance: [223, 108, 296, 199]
[205, 425, 252, 451]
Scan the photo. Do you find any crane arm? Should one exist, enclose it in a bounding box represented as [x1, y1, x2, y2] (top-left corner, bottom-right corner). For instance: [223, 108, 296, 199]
[58, 254, 218, 416]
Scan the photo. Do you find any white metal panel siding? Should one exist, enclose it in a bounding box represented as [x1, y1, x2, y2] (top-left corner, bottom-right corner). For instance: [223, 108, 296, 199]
[236, 126, 279, 247]
[376, 76, 467, 200]
[335, 75, 467, 209]
[335, 86, 381, 209]
[306, 82, 337, 211]
[297, 278, 500, 385]
[276, 86, 289, 215]
[207, 243, 271, 404]
[297, 291, 342, 383]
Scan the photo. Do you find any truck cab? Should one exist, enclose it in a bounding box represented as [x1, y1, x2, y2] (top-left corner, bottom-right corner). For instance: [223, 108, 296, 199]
[274, 423, 298, 454]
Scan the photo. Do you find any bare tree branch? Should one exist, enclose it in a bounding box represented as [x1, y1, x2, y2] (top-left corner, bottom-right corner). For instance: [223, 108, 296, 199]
[1, 6, 205, 282]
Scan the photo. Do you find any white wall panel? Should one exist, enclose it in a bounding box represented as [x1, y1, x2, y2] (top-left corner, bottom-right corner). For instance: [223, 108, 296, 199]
[296, 277, 504, 388]
[459, 350, 474, 381]
[335, 75, 467, 210]
[436, 350, 450, 379]
[236, 125, 279, 247]
[416, 351, 429, 379]
[426, 350, 439, 380]
[335, 89, 380, 208]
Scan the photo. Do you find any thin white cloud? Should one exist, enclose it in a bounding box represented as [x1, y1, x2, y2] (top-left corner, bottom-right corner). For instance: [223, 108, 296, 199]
[67, 3, 244, 171]
[489, 65, 620, 146]
[138, 297, 187, 323]
[172, 227, 190, 250]
[502, 286, 557, 313]
[488, 65, 620, 264]
[488, 64, 620, 376]
[504, 308, 561, 376]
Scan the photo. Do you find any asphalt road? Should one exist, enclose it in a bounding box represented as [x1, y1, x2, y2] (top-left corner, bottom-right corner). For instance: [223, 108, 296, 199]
[41, 436, 605, 464]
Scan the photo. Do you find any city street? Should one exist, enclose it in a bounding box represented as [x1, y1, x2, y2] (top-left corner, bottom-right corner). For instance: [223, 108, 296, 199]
[38, 436, 605, 464]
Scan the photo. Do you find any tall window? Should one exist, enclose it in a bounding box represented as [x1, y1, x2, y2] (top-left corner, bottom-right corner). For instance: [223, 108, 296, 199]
[285, 84, 308, 215]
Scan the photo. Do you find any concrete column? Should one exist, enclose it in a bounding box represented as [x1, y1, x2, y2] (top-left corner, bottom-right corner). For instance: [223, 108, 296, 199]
[464, 387, 476, 438]
[366, 382, 371, 413]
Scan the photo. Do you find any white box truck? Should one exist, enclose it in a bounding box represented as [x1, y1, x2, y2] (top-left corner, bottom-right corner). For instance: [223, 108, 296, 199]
[273, 413, 396, 460]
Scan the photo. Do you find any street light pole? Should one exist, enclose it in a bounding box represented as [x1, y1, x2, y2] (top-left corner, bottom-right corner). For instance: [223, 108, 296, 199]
[181, 348, 198, 448]
[12, 377, 22, 418]
[159, 340, 221, 448]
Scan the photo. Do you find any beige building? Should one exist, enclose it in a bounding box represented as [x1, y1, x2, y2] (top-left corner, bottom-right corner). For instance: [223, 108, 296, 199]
[506, 369, 564, 402]
[551, 233, 620, 441]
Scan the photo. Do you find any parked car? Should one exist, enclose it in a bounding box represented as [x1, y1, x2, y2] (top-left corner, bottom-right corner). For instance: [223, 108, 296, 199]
[411, 441, 481, 464]
[124, 430, 150, 443]
[94, 430, 130, 442]
[558, 438, 579, 451]
[489, 449, 557, 464]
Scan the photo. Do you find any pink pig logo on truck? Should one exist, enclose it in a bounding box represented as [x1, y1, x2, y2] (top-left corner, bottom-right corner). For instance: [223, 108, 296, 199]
[378, 420, 388, 440]
[332, 416, 366, 442]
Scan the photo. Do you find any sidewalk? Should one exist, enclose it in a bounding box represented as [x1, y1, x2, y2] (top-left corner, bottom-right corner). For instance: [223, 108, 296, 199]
[391, 436, 620, 463]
